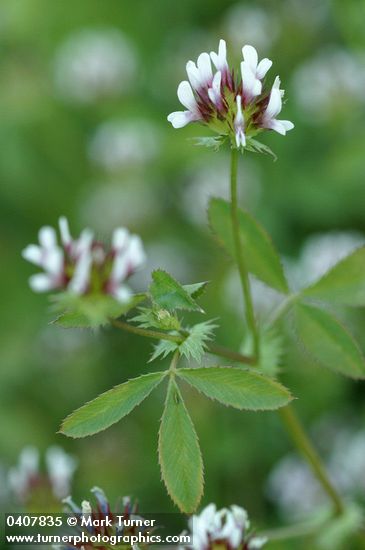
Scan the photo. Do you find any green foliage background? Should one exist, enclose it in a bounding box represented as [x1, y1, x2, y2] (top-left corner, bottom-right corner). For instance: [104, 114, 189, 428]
[1, 0, 365, 547]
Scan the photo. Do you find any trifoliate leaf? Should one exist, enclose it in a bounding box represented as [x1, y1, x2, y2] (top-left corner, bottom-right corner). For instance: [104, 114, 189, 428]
[245, 138, 277, 161]
[132, 307, 181, 331]
[158, 377, 204, 513]
[51, 293, 145, 328]
[149, 270, 203, 312]
[303, 247, 365, 307]
[60, 371, 167, 438]
[177, 366, 293, 411]
[208, 198, 288, 293]
[294, 302, 365, 379]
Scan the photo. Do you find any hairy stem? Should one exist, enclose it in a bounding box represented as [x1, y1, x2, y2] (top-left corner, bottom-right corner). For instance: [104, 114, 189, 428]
[279, 405, 344, 516]
[110, 318, 255, 365]
[230, 147, 260, 361]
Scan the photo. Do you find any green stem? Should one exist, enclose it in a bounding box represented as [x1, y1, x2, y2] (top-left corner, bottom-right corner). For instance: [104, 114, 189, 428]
[230, 147, 259, 361]
[110, 319, 255, 365]
[279, 405, 344, 516]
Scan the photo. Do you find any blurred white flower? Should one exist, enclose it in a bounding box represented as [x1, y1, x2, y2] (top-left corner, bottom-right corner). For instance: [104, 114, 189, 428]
[8, 446, 77, 502]
[184, 503, 266, 550]
[268, 423, 365, 521]
[223, 5, 279, 52]
[80, 179, 161, 233]
[285, 231, 365, 290]
[181, 157, 261, 227]
[22, 217, 146, 302]
[88, 119, 161, 171]
[54, 29, 137, 103]
[45, 446, 78, 499]
[8, 446, 40, 502]
[292, 49, 365, 122]
[267, 454, 325, 520]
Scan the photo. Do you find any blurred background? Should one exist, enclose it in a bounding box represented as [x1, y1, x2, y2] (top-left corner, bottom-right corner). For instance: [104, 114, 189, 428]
[1, 0, 365, 548]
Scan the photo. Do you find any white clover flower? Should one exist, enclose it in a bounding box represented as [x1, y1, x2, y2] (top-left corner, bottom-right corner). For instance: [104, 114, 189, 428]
[8, 446, 40, 502]
[184, 503, 266, 550]
[168, 39, 293, 148]
[45, 446, 78, 499]
[267, 454, 324, 520]
[54, 29, 137, 103]
[22, 218, 146, 303]
[8, 446, 77, 504]
[223, 5, 279, 52]
[88, 119, 161, 172]
[292, 49, 365, 123]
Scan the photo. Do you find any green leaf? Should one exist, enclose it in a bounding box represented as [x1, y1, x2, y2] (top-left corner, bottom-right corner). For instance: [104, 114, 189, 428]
[183, 281, 209, 299]
[177, 366, 293, 411]
[245, 138, 277, 161]
[316, 503, 364, 550]
[208, 198, 288, 293]
[52, 293, 145, 328]
[294, 303, 365, 379]
[149, 270, 202, 312]
[303, 247, 365, 307]
[158, 377, 204, 513]
[60, 371, 166, 437]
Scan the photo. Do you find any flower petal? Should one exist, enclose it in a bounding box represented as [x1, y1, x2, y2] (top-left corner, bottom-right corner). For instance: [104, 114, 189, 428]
[265, 86, 282, 119]
[256, 57, 272, 79]
[186, 60, 201, 90]
[22, 245, 43, 266]
[197, 52, 213, 86]
[241, 62, 262, 98]
[268, 119, 294, 135]
[210, 39, 227, 72]
[242, 45, 258, 71]
[39, 226, 57, 249]
[112, 227, 129, 250]
[29, 273, 55, 292]
[167, 111, 196, 128]
[59, 217, 72, 247]
[177, 80, 197, 112]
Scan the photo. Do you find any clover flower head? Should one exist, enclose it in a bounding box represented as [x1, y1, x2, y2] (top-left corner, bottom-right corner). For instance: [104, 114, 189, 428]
[61, 487, 152, 550]
[8, 446, 77, 504]
[168, 39, 294, 150]
[22, 218, 145, 303]
[184, 503, 267, 550]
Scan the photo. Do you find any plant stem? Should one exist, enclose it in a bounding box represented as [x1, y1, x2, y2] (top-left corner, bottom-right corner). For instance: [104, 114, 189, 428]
[279, 405, 344, 516]
[230, 147, 260, 361]
[110, 318, 255, 365]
